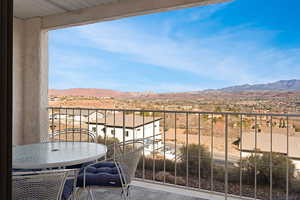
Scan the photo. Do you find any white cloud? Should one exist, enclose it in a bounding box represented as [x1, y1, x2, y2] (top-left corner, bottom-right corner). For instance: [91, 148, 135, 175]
[49, 4, 300, 91]
[73, 21, 300, 85]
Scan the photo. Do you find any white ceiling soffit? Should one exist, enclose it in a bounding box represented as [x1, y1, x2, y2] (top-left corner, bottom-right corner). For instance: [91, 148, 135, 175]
[14, 0, 118, 19]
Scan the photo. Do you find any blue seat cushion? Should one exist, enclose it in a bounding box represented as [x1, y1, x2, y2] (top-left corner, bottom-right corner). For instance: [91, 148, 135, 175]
[62, 179, 74, 200]
[77, 162, 122, 187]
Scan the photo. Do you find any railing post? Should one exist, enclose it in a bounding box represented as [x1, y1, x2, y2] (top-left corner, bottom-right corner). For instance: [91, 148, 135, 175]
[142, 111, 145, 180]
[239, 115, 243, 197]
[174, 112, 177, 185]
[72, 108, 75, 142]
[211, 114, 214, 192]
[198, 113, 201, 190]
[286, 116, 289, 200]
[132, 111, 135, 150]
[104, 110, 107, 147]
[225, 114, 228, 200]
[95, 109, 98, 143]
[59, 108, 61, 142]
[79, 109, 82, 142]
[113, 110, 116, 160]
[270, 116, 273, 200]
[186, 112, 189, 187]
[254, 116, 258, 200]
[103, 110, 107, 160]
[87, 109, 90, 142]
[163, 111, 166, 184]
[65, 108, 68, 141]
[51, 107, 54, 142]
[153, 112, 156, 181]
[123, 111, 125, 154]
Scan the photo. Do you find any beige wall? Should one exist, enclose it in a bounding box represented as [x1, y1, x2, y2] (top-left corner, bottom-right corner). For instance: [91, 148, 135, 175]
[13, 17, 49, 145]
[22, 18, 49, 144]
[13, 18, 25, 145]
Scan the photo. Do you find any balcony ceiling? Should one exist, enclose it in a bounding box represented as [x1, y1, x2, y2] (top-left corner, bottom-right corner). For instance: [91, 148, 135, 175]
[14, 0, 118, 19]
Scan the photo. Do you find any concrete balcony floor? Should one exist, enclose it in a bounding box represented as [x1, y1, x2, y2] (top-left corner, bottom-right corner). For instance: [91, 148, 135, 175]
[78, 180, 242, 200]
[81, 185, 202, 200]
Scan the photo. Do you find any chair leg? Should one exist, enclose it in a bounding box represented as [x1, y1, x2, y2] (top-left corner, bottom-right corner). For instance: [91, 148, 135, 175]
[74, 188, 83, 200]
[88, 187, 95, 200]
[127, 187, 131, 200]
[68, 188, 75, 200]
[121, 186, 131, 200]
[121, 192, 127, 200]
[76, 188, 81, 200]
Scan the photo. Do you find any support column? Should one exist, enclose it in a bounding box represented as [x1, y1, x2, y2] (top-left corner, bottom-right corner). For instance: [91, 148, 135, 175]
[13, 17, 25, 145]
[22, 18, 49, 144]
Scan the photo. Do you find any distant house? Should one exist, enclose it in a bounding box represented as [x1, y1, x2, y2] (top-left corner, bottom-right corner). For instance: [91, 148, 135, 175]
[49, 109, 104, 123]
[49, 112, 67, 121]
[207, 114, 223, 119]
[48, 96, 60, 102]
[239, 132, 300, 175]
[88, 113, 162, 155]
[88, 111, 104, 121]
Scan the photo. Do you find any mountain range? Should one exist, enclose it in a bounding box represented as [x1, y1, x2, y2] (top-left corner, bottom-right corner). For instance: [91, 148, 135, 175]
[218, 79, 300, 92]
[49, 79, 300, 98]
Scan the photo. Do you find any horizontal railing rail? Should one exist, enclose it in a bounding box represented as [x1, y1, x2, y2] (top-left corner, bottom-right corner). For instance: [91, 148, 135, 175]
[48, 106, 300, 117]
[47, 107, 300, 200]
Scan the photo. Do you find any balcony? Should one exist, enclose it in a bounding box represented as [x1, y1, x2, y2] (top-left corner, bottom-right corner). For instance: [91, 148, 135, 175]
[2, 0, 298, 199]
[48, 107, 300, 200]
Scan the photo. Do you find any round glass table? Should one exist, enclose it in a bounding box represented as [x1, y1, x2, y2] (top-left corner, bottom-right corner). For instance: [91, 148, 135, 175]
[13, 142, 107, 169]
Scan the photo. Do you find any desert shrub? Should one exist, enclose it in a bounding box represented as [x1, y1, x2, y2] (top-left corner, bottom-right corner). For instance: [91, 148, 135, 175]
[213, 165, 241, 184]
[137, 156, 176, 173]
[155, 171, 185, 185]
[97, 135, 119, 145]
[179, 144, 212, 178]
[295, 127, 300, 132]
[228, 166, 242, 183]
[290, 178, 300, 193]
[241, 153, 295, 188]
[97, 136, 119, 158]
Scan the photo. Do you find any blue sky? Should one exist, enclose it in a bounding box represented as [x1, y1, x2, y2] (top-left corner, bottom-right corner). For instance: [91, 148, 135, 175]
[49, 0, 300, 92]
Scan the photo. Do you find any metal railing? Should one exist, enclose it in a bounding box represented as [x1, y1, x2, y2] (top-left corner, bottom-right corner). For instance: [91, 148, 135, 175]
[48, 107, 300, 200]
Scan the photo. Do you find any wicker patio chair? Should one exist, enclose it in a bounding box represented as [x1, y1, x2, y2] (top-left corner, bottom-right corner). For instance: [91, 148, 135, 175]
[13, 169, 79, 200]
[77, 140, 144, 200]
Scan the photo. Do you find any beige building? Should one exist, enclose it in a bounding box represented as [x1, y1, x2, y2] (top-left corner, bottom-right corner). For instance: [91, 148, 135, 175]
[240, 132, 300, 172]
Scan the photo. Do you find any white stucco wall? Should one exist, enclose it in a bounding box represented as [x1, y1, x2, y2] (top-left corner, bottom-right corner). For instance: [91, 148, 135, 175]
[89, 121, 160, 141]
[89, 121, 161, 154]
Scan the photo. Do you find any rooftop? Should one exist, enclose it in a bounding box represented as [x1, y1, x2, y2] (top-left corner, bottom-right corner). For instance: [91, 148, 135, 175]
[241, 132, 300, 159]
[89, 113, 161, 128]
